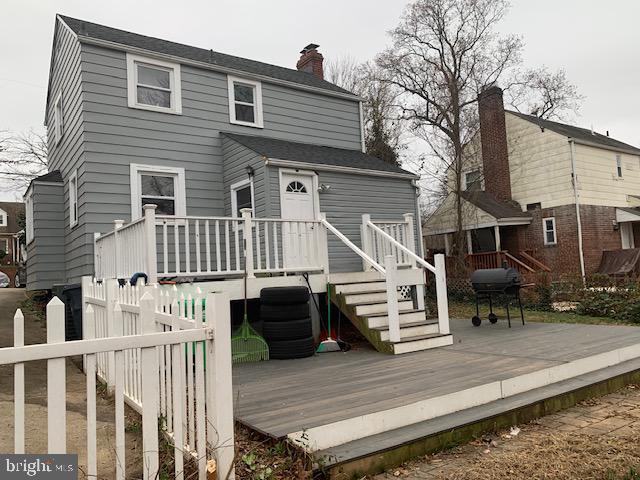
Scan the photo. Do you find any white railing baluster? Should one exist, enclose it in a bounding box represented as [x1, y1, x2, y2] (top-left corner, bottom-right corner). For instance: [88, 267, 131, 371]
[234, 220, 240, 271]
[255, 221, 262, 271]
[273, 222, 280, 270]
[184, 219, 191, 274]
[163, 222, 169, 275]
[225, 220, 231, 273]
[174, 222, 181, 274]
[195, 219, 201, 273]
[205, 220, 211, 273]
[265, 220, 271, 270]
[215, 220, 221, 272]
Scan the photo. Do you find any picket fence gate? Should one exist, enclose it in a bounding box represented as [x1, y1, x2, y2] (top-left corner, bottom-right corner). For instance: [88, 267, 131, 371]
[2, 283, 235, 480]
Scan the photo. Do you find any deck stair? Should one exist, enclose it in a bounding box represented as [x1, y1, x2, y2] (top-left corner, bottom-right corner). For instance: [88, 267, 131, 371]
[328, 271, 453, 354]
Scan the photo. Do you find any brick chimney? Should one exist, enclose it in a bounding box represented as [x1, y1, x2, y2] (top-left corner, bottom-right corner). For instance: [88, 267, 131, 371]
[478, 86, 512, 202]
[296, 44, 324, 80]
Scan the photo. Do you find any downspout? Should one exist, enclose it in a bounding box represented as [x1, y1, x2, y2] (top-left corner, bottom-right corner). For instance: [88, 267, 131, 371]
[569, 139, 586, 280]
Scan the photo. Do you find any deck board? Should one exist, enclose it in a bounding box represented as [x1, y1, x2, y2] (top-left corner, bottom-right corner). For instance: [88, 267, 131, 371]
[233, 319, 640, 438]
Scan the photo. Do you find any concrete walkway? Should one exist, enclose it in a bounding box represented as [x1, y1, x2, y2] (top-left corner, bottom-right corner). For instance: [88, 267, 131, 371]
[0, 290, 143, 479]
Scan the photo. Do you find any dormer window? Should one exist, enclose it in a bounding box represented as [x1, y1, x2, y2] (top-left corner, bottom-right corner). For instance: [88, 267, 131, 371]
[227, 76, 264, 128]
[126, 54, 182, 114]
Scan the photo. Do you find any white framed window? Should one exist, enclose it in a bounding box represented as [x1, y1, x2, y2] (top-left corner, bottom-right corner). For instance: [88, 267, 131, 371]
[0, 208, 6, 226]
[616, 154, 623, 178]
[126, 54, 182, 114]
[53, 91, 63, 145]
[227, 76, 264, 128]
[24, 190, 34, 245]
[69, 170, 78, 227]
[463, 170, 482, 191]
[130, 164, 186, 220]
[543, 217, 557, 246]
[230, 178, 255, 218]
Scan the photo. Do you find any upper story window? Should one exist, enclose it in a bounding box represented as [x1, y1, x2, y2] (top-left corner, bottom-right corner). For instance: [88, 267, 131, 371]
[616, 154, 623, 178]
[231, 178, 255, 217]
[227, 76, 264, 128]
[543, 217, 557, 246]
[126, 54, 182, 114]
[463, 170, 482, 191]
[24, 191, 34, 244]
[69, 170, 78, 228]
[130, 164, 186, 219]
[53, 92, 63, 145]
[0, 208, 6, 226]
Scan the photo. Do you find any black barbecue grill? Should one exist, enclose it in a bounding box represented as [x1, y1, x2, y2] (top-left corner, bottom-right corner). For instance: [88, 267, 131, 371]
[469, 267, 525, 328]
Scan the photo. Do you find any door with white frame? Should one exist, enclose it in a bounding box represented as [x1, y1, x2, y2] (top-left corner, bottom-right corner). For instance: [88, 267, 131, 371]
[279, 170, 319, 269]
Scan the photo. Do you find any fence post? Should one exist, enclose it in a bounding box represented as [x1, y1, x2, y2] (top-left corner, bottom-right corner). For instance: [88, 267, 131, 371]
[143, 204, 158, 284]
[84, 305, 97, 478]
[318, 213, 330, 274]
[93, 232, 101, 279]
[384, 255, 400, 343]
[114, 219, 124, 278]
[241, 208, 254, 278]
[361, 214, 372, 270]
[14, 309, 24, 454]
[139, 292, 159, 479]
[104, 278, 118, 391]
[205, 292, 236, 480]
[113, 303, 126, 480]
[434, 253, 450, 335]
[81, 275, 92, 373]
[47, 296, 66, 454]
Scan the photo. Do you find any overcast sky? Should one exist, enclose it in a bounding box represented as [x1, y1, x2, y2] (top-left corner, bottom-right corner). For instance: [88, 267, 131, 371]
[2, 0, 640, 201]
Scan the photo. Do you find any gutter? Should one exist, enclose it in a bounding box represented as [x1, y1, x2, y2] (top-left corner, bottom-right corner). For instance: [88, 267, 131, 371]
[263, 158, 419, 180]
[569, 139, 587, 280]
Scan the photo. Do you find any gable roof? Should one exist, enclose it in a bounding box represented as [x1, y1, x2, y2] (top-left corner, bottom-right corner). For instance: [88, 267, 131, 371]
[0, 202, 25, 233]
[508, 111, 640, 155]
[58, 15, 355, 98]
[460, 190, 530, 220]
[222, 133, 415, 178]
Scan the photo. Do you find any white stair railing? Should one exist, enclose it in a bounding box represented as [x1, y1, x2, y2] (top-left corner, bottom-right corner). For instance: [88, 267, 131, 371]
[363, 217, 450, 336]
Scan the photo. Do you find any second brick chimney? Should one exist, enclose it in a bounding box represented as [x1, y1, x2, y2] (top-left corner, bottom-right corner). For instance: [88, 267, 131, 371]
[478, 86, 512, 202]
[296, 44, 324, 80]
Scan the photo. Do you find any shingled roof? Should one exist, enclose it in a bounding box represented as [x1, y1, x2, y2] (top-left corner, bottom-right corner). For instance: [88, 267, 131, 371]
[461, 190, 530, 220]
[58, 15, 355, 97]
[508, 111, 640, 155]
[223, 133, 415, 177]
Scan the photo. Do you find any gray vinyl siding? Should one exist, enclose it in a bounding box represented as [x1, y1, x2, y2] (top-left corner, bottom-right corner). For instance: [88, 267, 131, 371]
[221, 138, 268, 218]
[26, 182, 65, 290]
[269, 166, 419, 272]
[40, 21, 89, 287]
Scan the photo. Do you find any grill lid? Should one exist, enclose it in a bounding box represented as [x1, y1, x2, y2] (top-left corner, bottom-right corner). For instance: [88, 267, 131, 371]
[470, 267, 521, 292]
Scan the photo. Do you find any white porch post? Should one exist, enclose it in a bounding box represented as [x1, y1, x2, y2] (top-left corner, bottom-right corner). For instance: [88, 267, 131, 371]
[494, 225, 501, 252]
[360, 214, 373, 270]
[319, 213, 330, 274]
[434, 253, 450, 335]
[466, 230, 473, 254]
[241, 208, 255, 278]
[443, 233, 451, 256]
[384, 255, 400, 343]
[143, 204, 158, 284]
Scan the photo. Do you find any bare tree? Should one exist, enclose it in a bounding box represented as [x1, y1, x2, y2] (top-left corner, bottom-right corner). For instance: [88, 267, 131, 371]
[326, 57, 405, 165]
[0, 130, 48, 190]
[376, 0, 581, 259]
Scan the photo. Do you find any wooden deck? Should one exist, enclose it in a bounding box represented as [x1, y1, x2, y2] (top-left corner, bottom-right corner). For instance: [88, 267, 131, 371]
[232, 318, 640, 453]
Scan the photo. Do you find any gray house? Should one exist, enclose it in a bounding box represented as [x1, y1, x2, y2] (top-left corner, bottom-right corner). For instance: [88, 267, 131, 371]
[28, 15, 452, 354]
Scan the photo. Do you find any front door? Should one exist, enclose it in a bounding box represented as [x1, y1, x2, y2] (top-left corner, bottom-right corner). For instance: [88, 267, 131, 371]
[280, 171, 317, 269]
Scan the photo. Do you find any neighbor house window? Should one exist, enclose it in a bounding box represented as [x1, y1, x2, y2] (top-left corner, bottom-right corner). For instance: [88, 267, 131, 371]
[126, 54, 182, 114]
[53, 91, 63, 145]
[227, 76, 263, 128]
[543, 217, 557, 245]
[0, 208, 6, 226]
[230, 178, 255, 217]
[616, 154, 623, 177]
[130, 164, 186, 219]
[463, 170, 482, 191]
[69, 170, 78, 227]
[0, 238, 8, 255]
[24, 191, 34, 244]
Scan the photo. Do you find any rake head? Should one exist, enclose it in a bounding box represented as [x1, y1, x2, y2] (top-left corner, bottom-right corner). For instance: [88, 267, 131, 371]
[231, 321, 269, 363]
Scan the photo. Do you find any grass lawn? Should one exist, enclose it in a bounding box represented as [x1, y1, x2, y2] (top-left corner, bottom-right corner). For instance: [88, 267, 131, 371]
[448, 300, 632, 326]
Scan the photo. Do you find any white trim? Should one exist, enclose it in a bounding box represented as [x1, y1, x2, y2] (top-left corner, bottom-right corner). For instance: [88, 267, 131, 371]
[126, 53, 182, 115]
[227, 75, 264, 128]
[77, 35, 363, 103]
[53, 91, 63, 146]
[358, 101, 365, 153]
[69, 170, 78, 228]
[278, 168, 320, 220]
[230, 178, 255, 218]
[616, 208, 640, 223]
[24, 191, 34, 245]
[462, 169, 482, 191]
[543, 216, 557, 246]
[130, 164, 186, 220]
[265, 158, 418, 180]
[0, 208, 6, 227]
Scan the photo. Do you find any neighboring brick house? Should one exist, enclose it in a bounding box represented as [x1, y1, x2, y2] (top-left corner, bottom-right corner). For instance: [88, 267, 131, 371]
[0, 202, 25, 285]
[423, 86, 640, 277]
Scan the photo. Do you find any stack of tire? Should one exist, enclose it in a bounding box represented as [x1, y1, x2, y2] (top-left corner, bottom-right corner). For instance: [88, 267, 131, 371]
[260, 286, 315, 359]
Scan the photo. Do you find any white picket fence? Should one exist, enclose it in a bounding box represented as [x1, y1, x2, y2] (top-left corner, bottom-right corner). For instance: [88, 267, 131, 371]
[3, 285, 235, 480]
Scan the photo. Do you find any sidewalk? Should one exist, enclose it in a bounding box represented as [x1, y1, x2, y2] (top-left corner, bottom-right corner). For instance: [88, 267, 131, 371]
[0, 290, 143, 479]
[374, 384, 640, 479]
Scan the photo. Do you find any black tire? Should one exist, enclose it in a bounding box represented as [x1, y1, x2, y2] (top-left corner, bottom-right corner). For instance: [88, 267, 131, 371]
[268, 336, 315, 359]
[488, 313, 498, 324]
[261, 303, 309, 322]
[263, 317, 312, 341]
[260, 287, 309, 305]
[471, 316, 482, 327]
